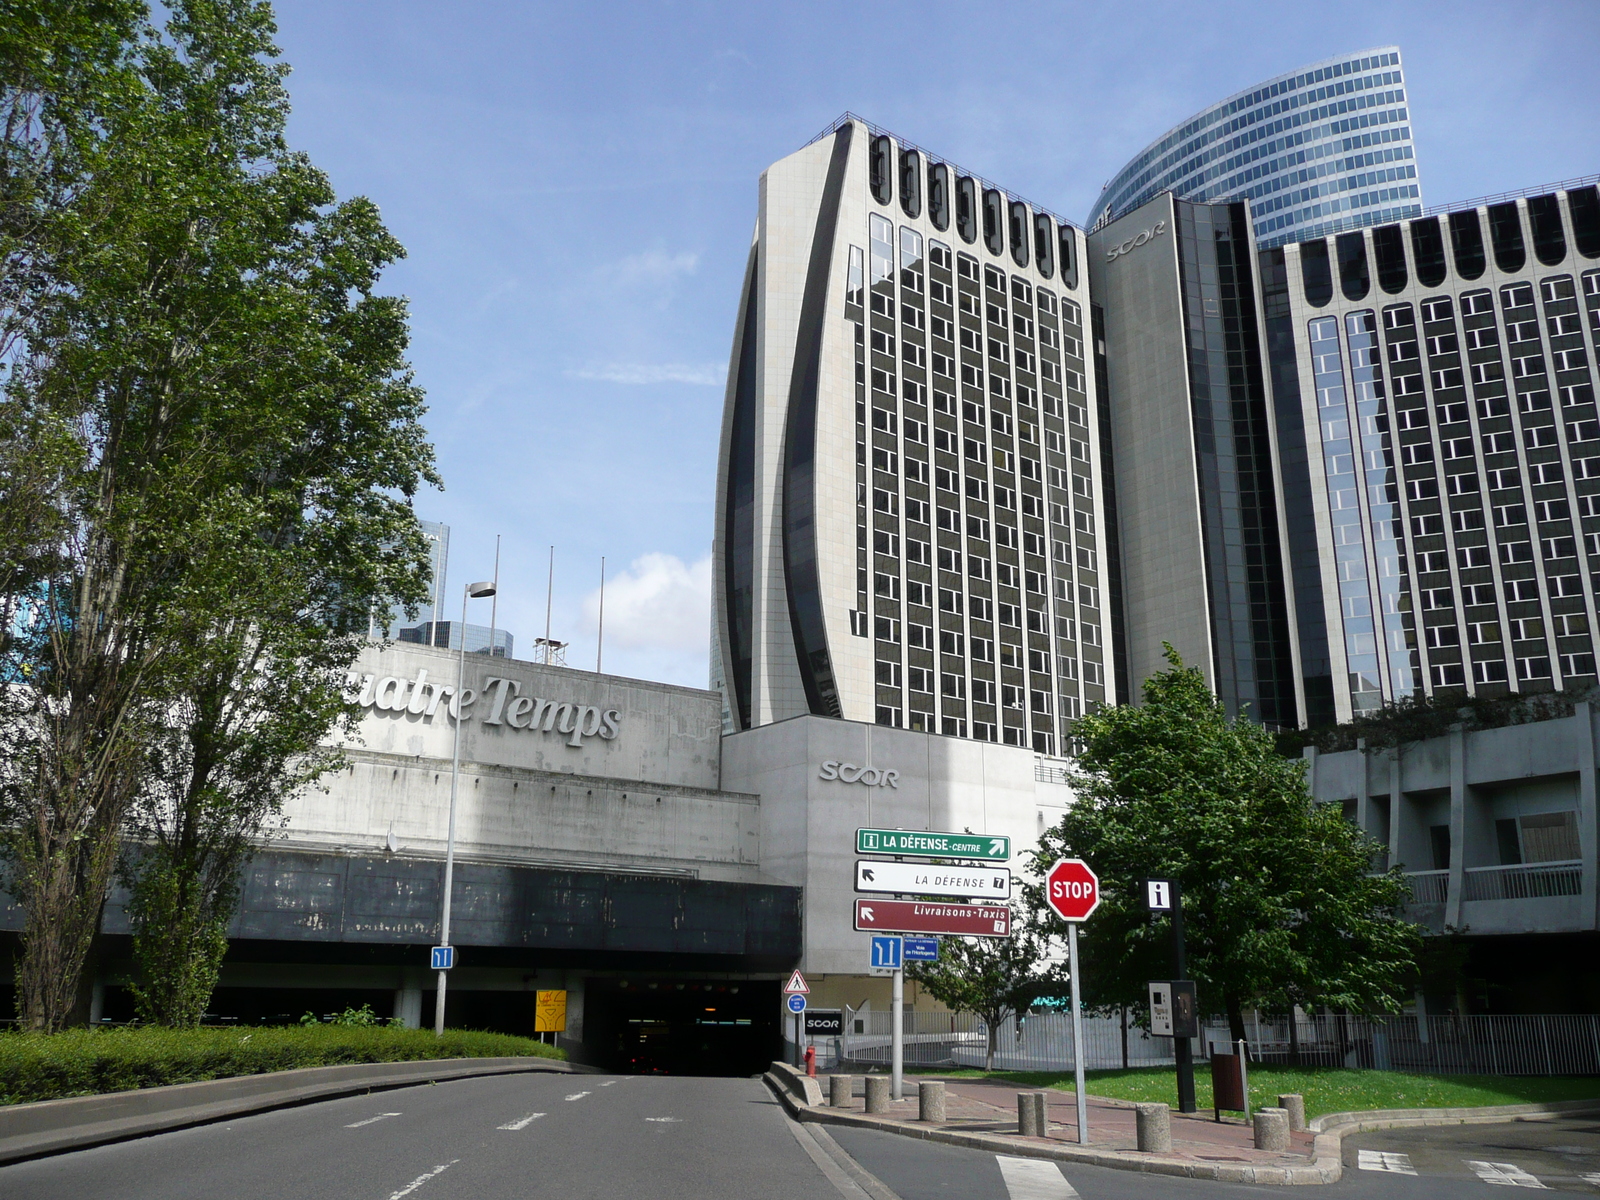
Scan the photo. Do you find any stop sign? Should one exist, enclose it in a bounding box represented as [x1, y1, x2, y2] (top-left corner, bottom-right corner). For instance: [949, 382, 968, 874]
[1044, 858, 1100, 921]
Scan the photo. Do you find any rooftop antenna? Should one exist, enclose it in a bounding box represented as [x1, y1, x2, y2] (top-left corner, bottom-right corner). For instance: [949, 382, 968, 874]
[487, 534, 501, 657]
[596, 556, 606, 674]
[543, 545, 554, 664]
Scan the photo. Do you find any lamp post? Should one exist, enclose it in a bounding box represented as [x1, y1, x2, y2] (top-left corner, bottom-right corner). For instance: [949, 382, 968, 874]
[434, 579, 497, 1036]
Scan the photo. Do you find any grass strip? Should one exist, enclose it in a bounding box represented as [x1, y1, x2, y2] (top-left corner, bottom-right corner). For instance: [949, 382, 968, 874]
[906, 1064, 1600, 1118]
[0, 1024, 561, 1107]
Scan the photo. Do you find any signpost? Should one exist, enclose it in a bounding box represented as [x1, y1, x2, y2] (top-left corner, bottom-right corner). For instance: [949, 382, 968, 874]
[784, 971, 809, 1067]
[902, 936, 939, 962]
[870, 935, 904, 970]
[856, 828, 1010, 861]
[430, 945, 455, 971]
[804, 1010, 843, 1036]
[535, 989, 567, 1046]
[1044, 858, 1100, 1149]
[1145, 877, 1196, 1113]
[855, 860, 1011, 901]
[853, 899, 1011, 937]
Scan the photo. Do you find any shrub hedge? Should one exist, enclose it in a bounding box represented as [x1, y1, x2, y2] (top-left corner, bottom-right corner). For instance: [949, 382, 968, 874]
[0, 1024, 562, 1106]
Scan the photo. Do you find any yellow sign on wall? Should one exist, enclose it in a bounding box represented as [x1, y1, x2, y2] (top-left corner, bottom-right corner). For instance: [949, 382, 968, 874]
[535, 989, 567, 1033]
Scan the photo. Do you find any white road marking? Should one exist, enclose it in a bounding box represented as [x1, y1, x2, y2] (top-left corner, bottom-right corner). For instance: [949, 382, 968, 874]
[387, 1160, 458, 1199]
[1358, 1150, 1417, 1174]
[565, 1091, 591, 1101]
[498, 1112, 546, 1130]
[645, 1117, 680, 1123]
[997, 1155, 1080, 1200]
[600, 1081, 617, 1086]
[1467, 1161, 1547, 1188]
[345, 1112, 402, 1128]
[1580, 1173, 1600, 1187]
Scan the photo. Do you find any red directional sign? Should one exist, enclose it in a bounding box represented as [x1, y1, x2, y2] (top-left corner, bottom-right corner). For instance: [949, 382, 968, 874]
[854, 898, 1011, 937]
[1044, 858, 1100, 922]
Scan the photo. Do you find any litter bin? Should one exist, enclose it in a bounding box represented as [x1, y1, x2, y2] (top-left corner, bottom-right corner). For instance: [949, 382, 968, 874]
[1209, 1039, 1250, 1122]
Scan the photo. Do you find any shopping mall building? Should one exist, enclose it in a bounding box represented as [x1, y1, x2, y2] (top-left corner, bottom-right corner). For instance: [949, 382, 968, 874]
[6, 44, 1597, 1062]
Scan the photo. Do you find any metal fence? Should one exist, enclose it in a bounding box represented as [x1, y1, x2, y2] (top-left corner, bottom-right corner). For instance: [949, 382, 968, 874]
[822, 1008, 1600, 1076]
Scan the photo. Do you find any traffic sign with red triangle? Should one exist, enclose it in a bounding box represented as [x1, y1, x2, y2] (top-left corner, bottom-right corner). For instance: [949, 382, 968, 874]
[783, 970, 809, 994]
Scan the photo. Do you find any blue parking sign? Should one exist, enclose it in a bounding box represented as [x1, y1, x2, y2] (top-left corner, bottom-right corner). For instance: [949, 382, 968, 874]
[431, 945, 455, 970]
[786, 993, 807, 1013]
[870, 935, 903, 970]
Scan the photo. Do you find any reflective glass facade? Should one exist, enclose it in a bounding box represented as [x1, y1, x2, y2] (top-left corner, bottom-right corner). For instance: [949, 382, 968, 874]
[1091, 47, 1422, 249]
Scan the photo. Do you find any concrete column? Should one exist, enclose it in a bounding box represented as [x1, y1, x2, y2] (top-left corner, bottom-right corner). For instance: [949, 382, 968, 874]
[1253, 1107, 1289, 1151]
[1135, 1102, 1171, 1152]
[1017, 1091, 1046, 1136]
[1389, 748, 1403, 869]
[1355, 739, 1370, 838]
[918, 1081, 945, 1122]
[864, 1076, 890, 1113]
[395, 971, 423, 1029]
[1446, 724, 1467, 928]
[1577, 702, 1597, 929]
[1277, 1093, 1306, 1131]
[830, 1075, 853, 1108]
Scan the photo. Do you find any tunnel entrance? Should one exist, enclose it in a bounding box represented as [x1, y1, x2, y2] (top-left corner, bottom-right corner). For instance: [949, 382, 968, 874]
[583, 977, 780, 1075]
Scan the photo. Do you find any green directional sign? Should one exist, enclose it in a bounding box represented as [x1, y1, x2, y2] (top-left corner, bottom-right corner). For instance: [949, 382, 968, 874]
[856, 828, 1011, 862]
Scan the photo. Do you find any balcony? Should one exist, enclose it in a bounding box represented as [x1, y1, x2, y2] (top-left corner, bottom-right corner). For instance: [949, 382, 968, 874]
[1404, 869, 1448, 904]
[1462, 860, 1582, 902]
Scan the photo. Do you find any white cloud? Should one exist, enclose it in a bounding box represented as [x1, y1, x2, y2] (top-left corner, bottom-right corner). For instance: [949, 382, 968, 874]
[584, 552, 711, 654]
[602, 249, 700, 285]
[568, 362, 725, 386]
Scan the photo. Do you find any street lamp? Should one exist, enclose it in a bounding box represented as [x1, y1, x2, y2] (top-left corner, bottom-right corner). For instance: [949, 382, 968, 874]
[435, 579, 497, 1036]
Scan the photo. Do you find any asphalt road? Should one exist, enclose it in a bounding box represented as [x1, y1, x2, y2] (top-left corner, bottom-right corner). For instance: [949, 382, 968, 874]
[2, 1076, 1596, 1200]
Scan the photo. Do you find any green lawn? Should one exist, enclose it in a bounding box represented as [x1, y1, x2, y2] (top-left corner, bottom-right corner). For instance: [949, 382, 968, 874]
[0, 1024, 562, 1106]
[906, 1064, 1600, 1118]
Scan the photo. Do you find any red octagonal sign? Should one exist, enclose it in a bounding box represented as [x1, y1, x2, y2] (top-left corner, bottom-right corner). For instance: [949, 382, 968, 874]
[1044, 858, 1100, 922]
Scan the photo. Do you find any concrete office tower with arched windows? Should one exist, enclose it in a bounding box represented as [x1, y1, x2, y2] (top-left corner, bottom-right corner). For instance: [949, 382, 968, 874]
[712, 116, 1117, 752]
[1091, 47, 1423, 249]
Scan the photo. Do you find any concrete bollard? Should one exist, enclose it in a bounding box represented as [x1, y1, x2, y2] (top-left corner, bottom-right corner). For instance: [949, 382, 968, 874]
[864, 1075, 890, 1114]
[1134, 1102, 1172, 1153]
[1253, 1107, 1290, 1151]
[830, 1075, 853, 1108]
[1017, 1091, 1047, 1136]
[919, 1080, 946, 1122]
[1277, 1093, 1305, 1132]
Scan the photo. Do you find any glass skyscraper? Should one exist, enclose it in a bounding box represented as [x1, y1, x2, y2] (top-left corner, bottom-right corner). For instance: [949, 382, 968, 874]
[1090, 47, 1422, 249]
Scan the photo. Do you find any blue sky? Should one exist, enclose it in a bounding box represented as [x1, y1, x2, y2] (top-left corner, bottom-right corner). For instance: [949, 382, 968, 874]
[271, 0, 1600, 688]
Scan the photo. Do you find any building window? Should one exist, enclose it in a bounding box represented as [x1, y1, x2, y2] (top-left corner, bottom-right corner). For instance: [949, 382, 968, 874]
[869, 135, 893, 205]
[983, 189, 1004, 257]
[928, 163, 950, 232]
[899, 149, 921, 219]
[956, 176, 978, 244]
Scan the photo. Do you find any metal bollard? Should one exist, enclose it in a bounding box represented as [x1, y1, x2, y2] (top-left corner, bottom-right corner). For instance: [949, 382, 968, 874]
[918, 1080, 945, 1123]
[864, 1075, 891, 1114]
[1017, 1091, 1047, 1136]
[1277, 1093, 1305, 1132]
[1253, 1107, 1289, 1151]
[1134, 1102, 1172, 1153]
[830, 1075, 853, 1108]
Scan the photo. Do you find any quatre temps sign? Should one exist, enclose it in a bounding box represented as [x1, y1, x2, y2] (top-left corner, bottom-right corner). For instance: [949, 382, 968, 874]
[349, 667, 622, 749]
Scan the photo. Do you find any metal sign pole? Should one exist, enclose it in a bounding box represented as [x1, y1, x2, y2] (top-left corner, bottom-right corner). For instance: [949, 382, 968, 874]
[891, 965, 904, 1101]
[1172, 879, 1196, 1113]
[1068, 922, 1088, 1146]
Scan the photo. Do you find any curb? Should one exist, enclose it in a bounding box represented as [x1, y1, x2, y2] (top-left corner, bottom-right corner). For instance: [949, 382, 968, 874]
[0, 1054, 593, 1166]
[763, 1076, 1600, 1186]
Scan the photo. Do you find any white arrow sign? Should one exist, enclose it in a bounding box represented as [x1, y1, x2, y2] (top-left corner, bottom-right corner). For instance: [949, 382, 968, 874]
[854, 859, 1012, 901]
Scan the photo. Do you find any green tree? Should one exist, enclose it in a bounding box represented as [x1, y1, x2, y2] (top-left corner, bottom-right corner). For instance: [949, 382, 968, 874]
[1031, 646, 1420, 1043]
[0, 0, 437, 1029]
[906, 928, 1050, 1070]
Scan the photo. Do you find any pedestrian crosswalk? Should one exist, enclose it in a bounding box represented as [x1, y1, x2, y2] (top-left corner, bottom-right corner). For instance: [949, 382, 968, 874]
[996, 1155, 1080, 1200]
[1358, 1150, 1417, 1175]
[1465, 1160, 1548, 1188]
[1356, 1149, 1591, 1189]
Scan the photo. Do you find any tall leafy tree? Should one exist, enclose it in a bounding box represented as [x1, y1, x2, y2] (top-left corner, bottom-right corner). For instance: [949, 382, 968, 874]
[905, 927, 1050, 1071]
[1031, 646, 1420, 1043]
[0, 0, 437, 1029]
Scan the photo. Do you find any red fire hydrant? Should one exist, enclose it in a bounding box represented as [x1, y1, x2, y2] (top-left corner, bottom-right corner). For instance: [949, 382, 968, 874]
[804, 1045, 817, 1077]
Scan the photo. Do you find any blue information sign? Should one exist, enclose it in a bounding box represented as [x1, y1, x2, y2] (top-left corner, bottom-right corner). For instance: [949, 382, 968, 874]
[870, 935, 904, 970]
[430, 945, 455, 970]
[902, 936, 939, 962]
[786, 993, 807, 1013]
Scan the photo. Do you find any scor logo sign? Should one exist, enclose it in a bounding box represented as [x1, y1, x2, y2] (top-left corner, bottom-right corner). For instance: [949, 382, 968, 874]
[1104, 220, 1168, 262]
[818, 761, 900, 788]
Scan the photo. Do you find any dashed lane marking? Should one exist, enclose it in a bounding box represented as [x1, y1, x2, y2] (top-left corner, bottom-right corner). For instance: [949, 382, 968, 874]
[600, 1081, 617, 1086]
[644, 1117, 681, 1123]
[387, 1160, 458, 1200]
[565, 1091, 591, 1102]
[498, 1112, 546, 1130]
[997, 1155, 1080, 1200]
[1466, 1161, 1548, 1188]
[1580, 1174, 1600, 1187]
[345, 1113, 402, 1128]
[1358, 1150, 1417, 1175]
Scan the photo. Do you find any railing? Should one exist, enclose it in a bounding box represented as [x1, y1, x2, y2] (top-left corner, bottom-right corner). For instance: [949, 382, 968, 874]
[1034, 760, 1072, 785]
[1462, 861, 1583, 903]
[1404, 869, 1449, 904]
[823, 1009, 1600, 1077]
[1420, 174, 1600, 218]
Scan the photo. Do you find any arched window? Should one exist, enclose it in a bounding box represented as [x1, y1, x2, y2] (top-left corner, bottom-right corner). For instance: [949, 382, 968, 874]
[1059, 227, 1078, 290]
[1372, 225, 1407, 294]
[899, 150, 922, 220]
[1336, 232, 1370, 301]
[1526, 195, 1566, 266]
[983, 189, 1004, 256]
[1410, 218, 1447, 288]
[1487, 203, 1525, 273]
[869, 136, 893, 206]
[1568, 186, 1600, 259]
[1301, 239, 1333, 307]
[1033, 213, 1054, 278]
[1009, 201, 1029, 268]
[956, 176, 978, 244]
[1449, 211, 1486, 279]
[928, 163, 950, 232]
